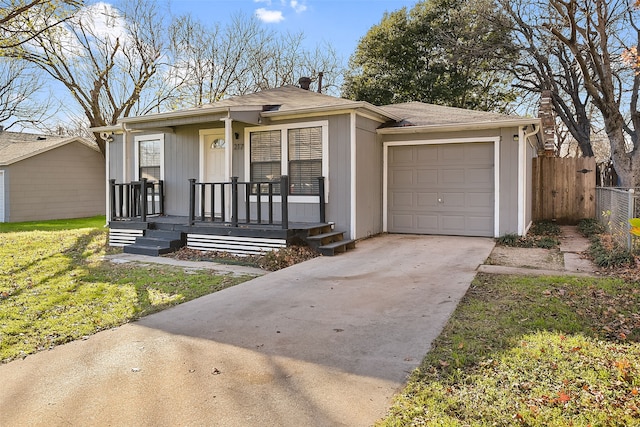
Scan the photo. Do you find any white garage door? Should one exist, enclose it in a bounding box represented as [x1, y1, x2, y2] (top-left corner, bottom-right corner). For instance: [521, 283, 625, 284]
[387, 142, 494, 237]
[0, 170, 4, 222]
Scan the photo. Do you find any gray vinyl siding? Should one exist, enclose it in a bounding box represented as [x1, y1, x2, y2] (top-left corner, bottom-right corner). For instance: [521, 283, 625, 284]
[108, 135, 123, 183]
[6, 142, 105, 222]
[355, 116, 383, 238]
[163, 127, 200, 216]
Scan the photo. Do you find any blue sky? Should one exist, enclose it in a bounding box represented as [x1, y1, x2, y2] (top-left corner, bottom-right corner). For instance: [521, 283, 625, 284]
[168, 0, 418, 62]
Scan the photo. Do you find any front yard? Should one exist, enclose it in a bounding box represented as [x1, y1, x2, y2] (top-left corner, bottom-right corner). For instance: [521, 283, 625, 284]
[0, 217, 256, 363]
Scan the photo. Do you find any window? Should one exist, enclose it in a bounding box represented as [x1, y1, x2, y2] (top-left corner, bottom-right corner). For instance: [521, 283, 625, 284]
[288, 127, 322, 195]
[250, 130, 281, 194]
[139, 139, 161, 182]
[246, 121, 327, 199]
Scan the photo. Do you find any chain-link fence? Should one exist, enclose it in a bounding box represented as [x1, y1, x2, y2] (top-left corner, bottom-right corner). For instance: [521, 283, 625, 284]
[595, 187, 640, 252]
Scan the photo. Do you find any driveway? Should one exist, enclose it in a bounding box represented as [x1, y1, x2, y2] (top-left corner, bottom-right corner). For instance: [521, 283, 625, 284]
[0, 234, 495, 427]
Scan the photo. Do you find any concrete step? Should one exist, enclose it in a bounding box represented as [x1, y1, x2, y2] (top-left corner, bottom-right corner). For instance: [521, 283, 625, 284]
[318, 239, 356, 256]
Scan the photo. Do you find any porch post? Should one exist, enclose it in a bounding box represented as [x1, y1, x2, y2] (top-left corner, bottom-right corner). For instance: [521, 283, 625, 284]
[222, 117, 234, 222]
[281, 175, 289, 229]
[318, 176, 326, 223]
[109, 179, 116, 221]
[188, 178, 196, 225]
[231, 177, 238, 228]
[140, 178, 147, 222]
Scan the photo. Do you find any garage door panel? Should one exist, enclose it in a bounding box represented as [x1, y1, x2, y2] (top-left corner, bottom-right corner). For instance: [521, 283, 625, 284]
[416, 169, 438, 184]
[416, 214, 438, 231]
[390, 146, 415, 164]
[467, 193, 493, 208]
[416, 192, 438, 207]
[390, 191, 414, 208]
[467, 167, 493, 184]
[416, 146, 438, 163]
[465, 143, 494, 162]
[441, 168, 465, 185]
[388, 142, 494, 237]
[390, 169, 414, 186]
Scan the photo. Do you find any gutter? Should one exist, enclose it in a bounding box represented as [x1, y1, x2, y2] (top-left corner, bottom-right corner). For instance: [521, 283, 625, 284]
[377, 118, 542, 134]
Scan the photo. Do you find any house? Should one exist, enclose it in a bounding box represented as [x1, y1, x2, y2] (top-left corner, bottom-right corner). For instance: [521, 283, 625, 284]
[0, 130, 105, 222]
[93, 84, 543, 255]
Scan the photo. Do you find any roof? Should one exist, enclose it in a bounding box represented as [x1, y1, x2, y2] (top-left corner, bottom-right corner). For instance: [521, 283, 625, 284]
[378, 102, 541, 134]
[112, 85, 401, 127]
[92, 85, 539, 134]
[0, 131, 100, 166]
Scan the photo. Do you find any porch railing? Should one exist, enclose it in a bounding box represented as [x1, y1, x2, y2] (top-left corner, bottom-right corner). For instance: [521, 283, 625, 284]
[109, 179, 165, 222]
[188, 175, 326, 229]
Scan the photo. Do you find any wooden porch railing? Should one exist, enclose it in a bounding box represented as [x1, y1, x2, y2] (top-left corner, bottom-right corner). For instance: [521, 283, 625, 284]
[109, 179, 165, 221]
[188, 175, 326, 229]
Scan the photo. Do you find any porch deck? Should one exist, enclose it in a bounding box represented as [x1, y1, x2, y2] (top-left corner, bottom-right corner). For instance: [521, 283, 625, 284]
[109, 216, 355, 256]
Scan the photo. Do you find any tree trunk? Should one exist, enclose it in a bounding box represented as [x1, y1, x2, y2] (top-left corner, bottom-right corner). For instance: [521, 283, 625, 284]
[607, 112, 640, 187]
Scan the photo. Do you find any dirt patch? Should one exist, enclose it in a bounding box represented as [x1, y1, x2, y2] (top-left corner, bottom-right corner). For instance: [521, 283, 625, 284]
[486, 246, 565, 270]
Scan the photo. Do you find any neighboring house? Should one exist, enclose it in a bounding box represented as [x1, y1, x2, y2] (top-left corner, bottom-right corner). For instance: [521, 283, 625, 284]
[0, 130, 105, 222]
[93, 84, 543, 256]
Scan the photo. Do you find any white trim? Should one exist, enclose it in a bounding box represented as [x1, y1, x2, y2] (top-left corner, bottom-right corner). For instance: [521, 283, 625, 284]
[105, 137, 110, 222]
[382, 137, 501, 238]
[350, 111, 357, 239]
[517, 127, 525, 235]
[133, 133, 165, 181]
[243, 120, 329, 203]
[0, 170, 5, 223]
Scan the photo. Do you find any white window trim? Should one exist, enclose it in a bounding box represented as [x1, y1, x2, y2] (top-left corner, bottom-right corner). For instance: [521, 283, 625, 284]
[382, 137, 501, 238]
[244, 120, 329, 203]
[134, 133, 165, 181]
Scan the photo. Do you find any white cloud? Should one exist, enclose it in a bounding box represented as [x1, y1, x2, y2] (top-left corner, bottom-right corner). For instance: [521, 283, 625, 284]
[254, 0, 272, 4]
[290, 0, 307, 13]
[255, 8, 285, 23]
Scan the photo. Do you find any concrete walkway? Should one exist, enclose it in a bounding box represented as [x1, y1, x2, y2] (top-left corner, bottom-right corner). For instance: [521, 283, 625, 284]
[0, 234, 495, 427]
[478, 225, 597, 277]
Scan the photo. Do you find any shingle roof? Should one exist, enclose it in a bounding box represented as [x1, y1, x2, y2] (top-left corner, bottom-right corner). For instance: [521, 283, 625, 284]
[0, 131, 100, 166]
[379, 101, 521, 127]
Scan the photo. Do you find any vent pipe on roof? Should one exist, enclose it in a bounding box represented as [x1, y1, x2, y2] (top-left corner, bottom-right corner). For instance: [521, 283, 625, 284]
[299, 77, 311, 90]
[317, 72, 323, 93]
[0, 125, 4, 132]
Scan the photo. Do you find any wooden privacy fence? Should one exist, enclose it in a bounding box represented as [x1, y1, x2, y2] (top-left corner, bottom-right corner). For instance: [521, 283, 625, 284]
[532, 157, 596, 224]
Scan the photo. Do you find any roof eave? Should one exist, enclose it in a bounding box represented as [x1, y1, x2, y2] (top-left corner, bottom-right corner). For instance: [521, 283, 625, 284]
[377, 118, 542, 134]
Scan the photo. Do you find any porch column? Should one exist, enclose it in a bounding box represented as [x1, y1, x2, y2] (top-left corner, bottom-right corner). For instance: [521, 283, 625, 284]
[222, 117, 234, 222]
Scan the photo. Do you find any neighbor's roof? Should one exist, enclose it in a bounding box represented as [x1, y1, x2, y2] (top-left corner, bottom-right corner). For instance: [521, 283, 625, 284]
[378, 102, 540, 133]
[0, 131, 100, 166]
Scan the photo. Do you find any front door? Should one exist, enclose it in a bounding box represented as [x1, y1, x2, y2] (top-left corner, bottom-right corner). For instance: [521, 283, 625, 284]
[203, 132, 227, 217]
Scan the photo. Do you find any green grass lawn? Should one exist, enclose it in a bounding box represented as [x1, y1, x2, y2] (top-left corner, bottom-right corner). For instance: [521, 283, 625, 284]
[0, 217, 256, 363]
[378, 274, 640, 426]
[0, 215, 107, 233]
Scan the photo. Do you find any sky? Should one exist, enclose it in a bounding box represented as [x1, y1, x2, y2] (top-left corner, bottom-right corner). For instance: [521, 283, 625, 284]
[167, 0, 418, 63]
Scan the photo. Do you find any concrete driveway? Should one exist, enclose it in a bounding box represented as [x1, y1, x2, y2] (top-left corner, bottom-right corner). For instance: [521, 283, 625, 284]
[0, 234, 495, 427]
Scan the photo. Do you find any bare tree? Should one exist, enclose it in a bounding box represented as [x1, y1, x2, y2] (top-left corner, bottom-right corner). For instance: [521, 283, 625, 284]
[543, 0, 640, 185]
[169, 12, 343, 109]
[0, 58, 57, 129]
[1, 0, 171, 154]
[0, 0, 82, 49]
[500, 0, 595, 156]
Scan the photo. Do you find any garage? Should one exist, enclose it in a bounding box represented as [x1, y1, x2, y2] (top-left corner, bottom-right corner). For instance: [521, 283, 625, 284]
[386, 142, 495, 237]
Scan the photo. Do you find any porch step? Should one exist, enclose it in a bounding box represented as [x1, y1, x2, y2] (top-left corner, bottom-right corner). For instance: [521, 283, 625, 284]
[123, 244, 176, 256]
[302, 226, 356, 256]
[123, 229, 186, 257]
[318, 239, 357, 256]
